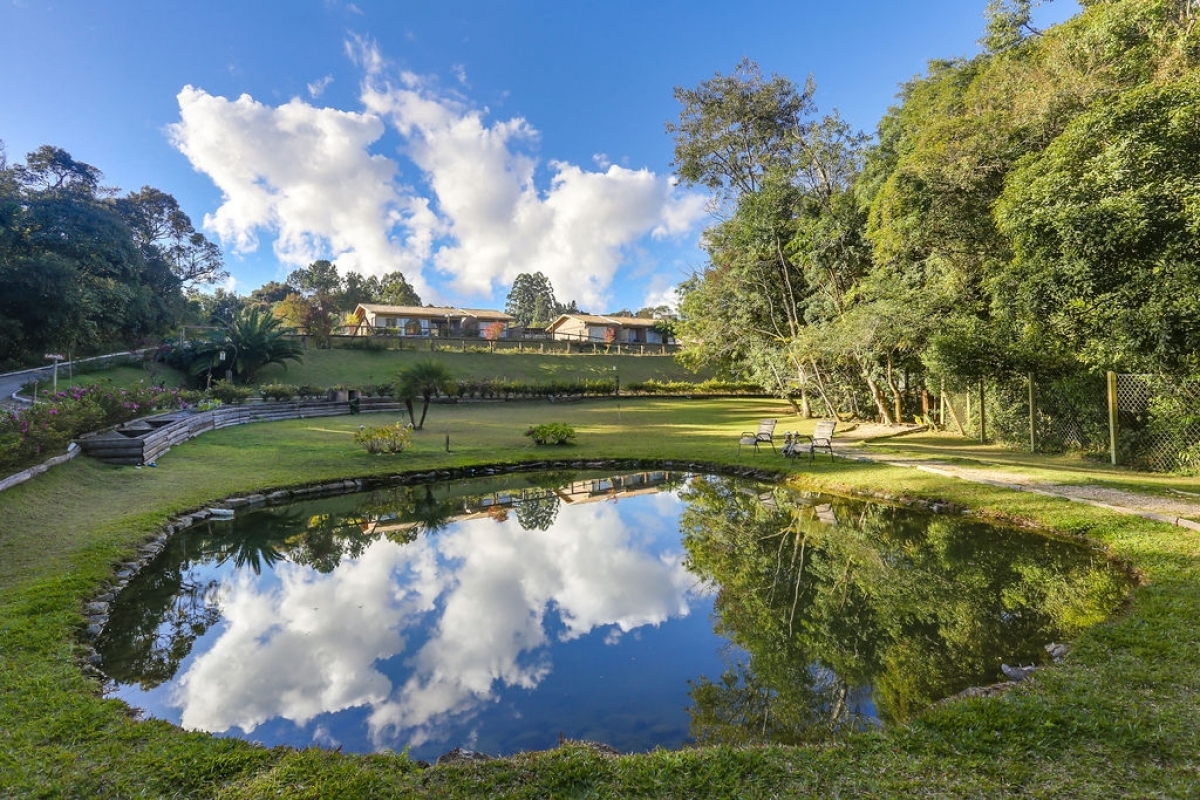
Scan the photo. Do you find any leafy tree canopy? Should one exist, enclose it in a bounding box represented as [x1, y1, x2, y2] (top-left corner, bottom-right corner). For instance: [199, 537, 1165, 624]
[0, 143, 186, 367]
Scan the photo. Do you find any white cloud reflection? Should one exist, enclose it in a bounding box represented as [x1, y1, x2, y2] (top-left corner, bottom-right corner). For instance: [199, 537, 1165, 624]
[169, 495, 698, 752]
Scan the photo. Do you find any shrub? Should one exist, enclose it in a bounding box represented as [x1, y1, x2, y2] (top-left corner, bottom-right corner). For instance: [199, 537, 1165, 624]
[209, 380, 254, 405]
[338, 336, 389, 351]
[259, 383, 299, 401]
[354, 422, 414, 454]
[623, 379, 763, 396]
[178, 389, 205, 405]
[524, 422, 576, 446]
[297, 384, 326, 399]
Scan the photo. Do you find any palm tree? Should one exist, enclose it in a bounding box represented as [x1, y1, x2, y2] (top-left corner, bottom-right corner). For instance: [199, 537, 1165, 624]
[190, 307, 303, 384]
[396, 359, 453, 429]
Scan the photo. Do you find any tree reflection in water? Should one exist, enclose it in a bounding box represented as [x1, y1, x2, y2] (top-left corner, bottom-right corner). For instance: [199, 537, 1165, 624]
[678, 476, 1132, 745]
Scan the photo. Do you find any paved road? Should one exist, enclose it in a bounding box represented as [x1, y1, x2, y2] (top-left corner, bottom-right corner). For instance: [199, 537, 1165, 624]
[0, 365, 55, 409]
[0, 355, 123, 409]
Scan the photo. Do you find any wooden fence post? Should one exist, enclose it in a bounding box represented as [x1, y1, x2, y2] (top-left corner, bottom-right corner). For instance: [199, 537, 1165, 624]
[1028, 373, 1037, 453]
[1108, 370, 1119, 465]
[939, 378, 946, 428]
[978, 377, 987, 444]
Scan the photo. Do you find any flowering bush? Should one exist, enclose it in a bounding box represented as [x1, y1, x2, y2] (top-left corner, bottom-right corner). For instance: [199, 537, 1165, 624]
[0, 381, 190, 472]
[353, 422, 414, 454]
[297, 384, 326, 399]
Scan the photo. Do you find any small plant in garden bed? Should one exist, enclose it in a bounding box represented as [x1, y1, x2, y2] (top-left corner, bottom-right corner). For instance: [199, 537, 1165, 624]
[259, 383, 299, 401]
[208, 380, 254, 405]
[525, 422, 576, 445]
[297, 384, 327, 399]
[354, 421, 414, 454]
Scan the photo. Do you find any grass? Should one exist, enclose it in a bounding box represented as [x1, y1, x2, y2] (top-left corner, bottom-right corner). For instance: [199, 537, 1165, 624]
[2, 397, 1199, 797]
[44, 347, 712, 395]
[252, 346, 710, 389]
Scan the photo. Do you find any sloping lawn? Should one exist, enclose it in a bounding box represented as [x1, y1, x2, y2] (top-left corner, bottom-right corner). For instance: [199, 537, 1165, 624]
[35, 348, 711, 395]
[1, 398, 1197, 797]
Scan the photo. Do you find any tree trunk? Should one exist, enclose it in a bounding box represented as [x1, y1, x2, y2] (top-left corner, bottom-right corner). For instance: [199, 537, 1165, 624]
[856, 353, 893, 424]
[793, 359, 813, 418]
[945, 394, 966, 436]
[885, 354, 903, 424]
[809, 359, 836, 419]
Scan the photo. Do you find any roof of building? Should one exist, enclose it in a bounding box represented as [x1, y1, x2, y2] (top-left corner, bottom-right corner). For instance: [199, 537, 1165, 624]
[356, 304, 514, 322]
[546, 313, 664, 330]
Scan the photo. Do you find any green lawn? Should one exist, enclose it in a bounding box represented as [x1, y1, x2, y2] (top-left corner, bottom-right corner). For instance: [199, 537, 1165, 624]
[254, 346, 710, 389]
[2, 398, 1198, 797]
[50, 347, 711, 395]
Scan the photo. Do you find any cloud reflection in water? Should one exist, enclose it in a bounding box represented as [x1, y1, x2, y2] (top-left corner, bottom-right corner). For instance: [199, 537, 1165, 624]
[169, 491, 701, 753]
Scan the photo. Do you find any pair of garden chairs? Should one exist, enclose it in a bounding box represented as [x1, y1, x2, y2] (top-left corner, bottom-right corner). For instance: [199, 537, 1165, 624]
[738, 418, 836, 463]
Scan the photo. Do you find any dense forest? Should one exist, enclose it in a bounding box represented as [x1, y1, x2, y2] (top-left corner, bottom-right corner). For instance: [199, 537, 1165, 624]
[0, 145, 225, 369]
[672, 0, 1200, 422]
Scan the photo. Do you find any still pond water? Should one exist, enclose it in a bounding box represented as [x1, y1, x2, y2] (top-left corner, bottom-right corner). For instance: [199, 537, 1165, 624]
[97, 471, 1131, 760]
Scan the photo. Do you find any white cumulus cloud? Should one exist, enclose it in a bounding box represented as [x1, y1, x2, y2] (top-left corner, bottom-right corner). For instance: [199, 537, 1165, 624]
[168, 86, 434, 297]
[168, 39, 706, 309]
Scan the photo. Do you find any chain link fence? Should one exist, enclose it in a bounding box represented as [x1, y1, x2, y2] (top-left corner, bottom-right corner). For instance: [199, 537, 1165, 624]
[938, 372, 1200, 473]
[1114, 374, 1200, 473]
[941, 373, 1109, 457]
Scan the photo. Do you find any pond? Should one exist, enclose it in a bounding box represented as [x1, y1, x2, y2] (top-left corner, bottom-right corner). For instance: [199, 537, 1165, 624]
[95, 470, 1133, 760]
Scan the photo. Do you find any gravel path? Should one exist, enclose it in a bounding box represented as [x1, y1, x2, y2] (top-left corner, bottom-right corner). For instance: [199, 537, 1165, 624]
[835, 423, 1200, 532]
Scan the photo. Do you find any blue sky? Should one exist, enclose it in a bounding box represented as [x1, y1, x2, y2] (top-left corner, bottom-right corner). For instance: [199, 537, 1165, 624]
[1, 0, 1080, 313]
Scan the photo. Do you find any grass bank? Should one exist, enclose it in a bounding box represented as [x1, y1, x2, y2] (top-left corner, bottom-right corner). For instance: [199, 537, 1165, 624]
[1, 398, 1198, 797]
[54, 348, 711, 395]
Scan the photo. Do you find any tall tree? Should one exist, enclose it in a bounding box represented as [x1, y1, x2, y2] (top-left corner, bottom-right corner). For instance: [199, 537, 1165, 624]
[994, 78, 1200, 373]
[377, 271, 422, 306]
[0, 145, 183, 364]
[184, 287, 246, 326]
[980, 0, 1045, 54]
[341, 271, 380, 311]
[287, 259, 342, 299]
[285, 260, 342, 344]
[670, 68, 883, 417]
[505, 272, 560, 327]
[247, 281, 295, 309]
[670, 62, 824, 412]
[14, 145, 102, 195]
[668, 59, 816, 212]
[115, 187, 226, 287]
